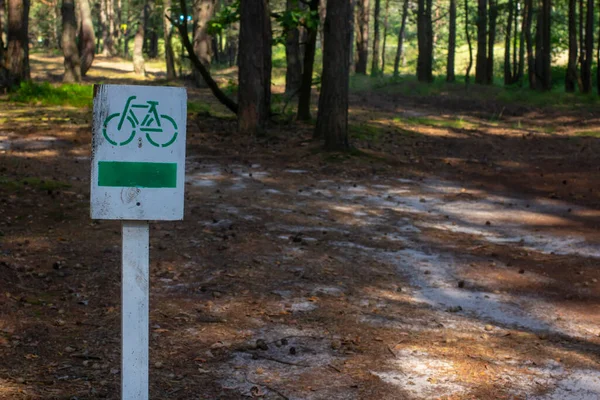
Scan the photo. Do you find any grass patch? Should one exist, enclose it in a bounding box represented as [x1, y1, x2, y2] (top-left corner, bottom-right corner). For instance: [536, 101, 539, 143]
[0, 176, 71, 191]
[8, 81, 94, 108]
[575, 130, 600, 138]
[350, 123, 385, 140]
[394, 116, 470, 129]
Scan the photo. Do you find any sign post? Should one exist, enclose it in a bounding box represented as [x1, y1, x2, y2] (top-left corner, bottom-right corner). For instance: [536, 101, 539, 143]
[91, 84, 187, 400]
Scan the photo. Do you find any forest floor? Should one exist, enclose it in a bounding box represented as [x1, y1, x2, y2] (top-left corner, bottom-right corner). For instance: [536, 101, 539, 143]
[1, 55, 600, 399]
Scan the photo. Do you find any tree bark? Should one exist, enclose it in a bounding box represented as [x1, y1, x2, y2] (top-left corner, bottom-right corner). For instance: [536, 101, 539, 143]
[355, 0, 369, 74]
[582, 0, 593, 92]
[0, 0, 5, 64]
[381, 0, 389, 73]
[238, 0, 272, 135]
[297, 0, 319, 121]
[524, 0, 535, 88]
[78, 0, 95, 76]
[447, 0, 456, 82]
[7, 0, 30, 84]
[465, 0, 473, 83]
[486, 0, 497, 84]
[566, 0, 578, 91]
[475, 0, 487, 84]
[534, 0, 551, 90]
[285, 0, 303, 95]
[193, 0, 214, 87]
[62, 0, 81, 82]
[163, 0, 176, 79]
[371, 0, 381, 76]
[416, 0, 433, 82]
[133, 3, 147, 75]
[393, 0, 409, 77]
[504, 0, 514, 84]
[315, 0, 351, 151]
[101, 0, 116, 56]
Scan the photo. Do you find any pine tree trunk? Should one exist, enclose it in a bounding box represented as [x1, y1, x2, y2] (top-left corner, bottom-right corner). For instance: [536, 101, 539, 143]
[475, 0, 487, 84]
[486, 0, 497, 84]
[355, 0, 369, 74]
[315, 0, 352, 151]
[371, 0, 381, 76]
[163, 0, 176, 79]
[504, 0, 514, 84]
[297, 0, 319, 120]
[465, 0, 473, 83]
[582, 0, 593, 92]
[7, 0, 30, 83]
[524, 0, 535, 88]
[133, 3, 147, 75]
[536, 0, 551, 90]
[101, 0, 116, 56]
[393, 0, 409, 77]
[417, 0, 433, 82]
[381, 0, 389, 73]
[194, 0, 214, 87]
[238, 0, 272, 135]
[0, 0, 5, 64]
[447, 0, 456, 82]
[62, 0, 80, 82]
[518, 0, 526, 84]
[566, 0, 578, 92]
[512, 0, 519, 80]
[285, 0, 302, 95]
[78, 0, 95, 76]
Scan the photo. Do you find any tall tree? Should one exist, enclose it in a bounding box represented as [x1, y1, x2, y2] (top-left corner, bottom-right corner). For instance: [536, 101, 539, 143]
[100, 0, 117, 55]
[133, 2, 148, 75]
[465, 0, 473, 83]
[61, 0, 80, 82]
[475, 0, 487, 83]
[297, 0, 319, 120]
[163, 0, 176, 79]
[355, 0, 369, 74]
[504, 0, 514, 84]
[371, 0, 381, 76]
[381, 0, 390, 73]
[315, 0, 352, 150]
[524, 0, 535, 88]
[0, 0, 5, 64]
[78, 0, 95, 76]
[447, 0, 456, 82]
[238, 0, 272, 135]
[566, 0, 578, 91]
[285, 0, 303, 96]
[7, 0, 30, 84]
[486, 0, 497, 83]
[581, 0, 593, 92]
[194, 0, 214, 87]
[416, 0, 433, 82]
[393, 0, 409, 77]
[533, 0, 551, 90]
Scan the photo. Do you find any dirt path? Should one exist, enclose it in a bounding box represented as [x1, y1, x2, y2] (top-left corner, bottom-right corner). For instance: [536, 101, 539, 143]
[1, 57, 600, 399]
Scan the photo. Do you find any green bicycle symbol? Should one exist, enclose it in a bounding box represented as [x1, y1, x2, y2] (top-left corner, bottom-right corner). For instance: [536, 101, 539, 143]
[102, 96, 179, 148]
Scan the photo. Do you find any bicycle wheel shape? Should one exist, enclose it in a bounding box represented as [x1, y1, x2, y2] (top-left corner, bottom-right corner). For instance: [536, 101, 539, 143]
[144, 115, 178, 148]
[103, 113, 136, 146]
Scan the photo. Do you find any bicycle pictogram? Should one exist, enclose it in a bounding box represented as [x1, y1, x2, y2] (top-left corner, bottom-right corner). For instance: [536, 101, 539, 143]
[102, 96, 179, 148]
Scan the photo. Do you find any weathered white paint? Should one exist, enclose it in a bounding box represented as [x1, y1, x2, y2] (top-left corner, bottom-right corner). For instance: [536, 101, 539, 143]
[90, 84, 187, 221]
[122, 221, 149, 400]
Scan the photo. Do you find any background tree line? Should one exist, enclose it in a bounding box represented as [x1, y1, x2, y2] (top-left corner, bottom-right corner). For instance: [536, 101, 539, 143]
[1, 0, 600, 150]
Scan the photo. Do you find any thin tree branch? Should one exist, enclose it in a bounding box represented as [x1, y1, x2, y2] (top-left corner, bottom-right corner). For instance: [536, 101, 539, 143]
[168, 0, 238, 114]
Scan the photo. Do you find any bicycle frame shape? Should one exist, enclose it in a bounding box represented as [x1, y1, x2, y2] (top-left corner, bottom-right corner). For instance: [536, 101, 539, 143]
[102, 96, 179, 148]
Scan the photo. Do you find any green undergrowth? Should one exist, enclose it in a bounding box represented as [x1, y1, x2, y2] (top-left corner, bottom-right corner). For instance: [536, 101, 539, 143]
[0, 176, 71, 191]
[8, 82, 94, 107]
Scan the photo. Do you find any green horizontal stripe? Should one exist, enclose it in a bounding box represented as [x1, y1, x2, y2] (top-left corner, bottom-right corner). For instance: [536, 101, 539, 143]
[98, 161, 177, 188]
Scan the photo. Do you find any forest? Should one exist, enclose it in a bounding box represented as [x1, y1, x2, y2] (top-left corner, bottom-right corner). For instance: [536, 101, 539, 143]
[1, 0, 600, 399]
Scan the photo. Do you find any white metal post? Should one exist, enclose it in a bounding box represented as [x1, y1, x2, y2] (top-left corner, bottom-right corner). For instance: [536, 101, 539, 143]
[121, 221, 150, 400]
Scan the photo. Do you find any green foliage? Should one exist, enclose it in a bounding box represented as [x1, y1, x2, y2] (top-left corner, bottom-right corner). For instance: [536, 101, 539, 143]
[8, 82, 94, 108]
[207, 1, 240, 35]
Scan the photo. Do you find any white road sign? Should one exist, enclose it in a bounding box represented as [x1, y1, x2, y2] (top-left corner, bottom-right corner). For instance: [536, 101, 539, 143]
[91, 84, 187, 221]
